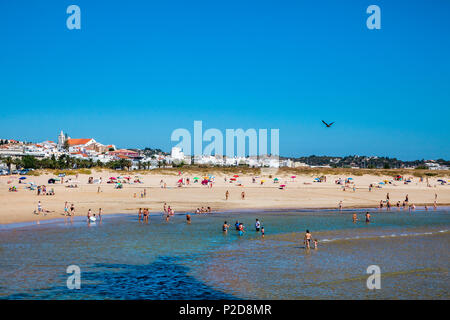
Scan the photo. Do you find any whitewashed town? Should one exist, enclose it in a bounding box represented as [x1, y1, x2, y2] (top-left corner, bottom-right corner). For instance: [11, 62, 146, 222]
[0, 130, 293, 171]
[0, 131, 448, 172]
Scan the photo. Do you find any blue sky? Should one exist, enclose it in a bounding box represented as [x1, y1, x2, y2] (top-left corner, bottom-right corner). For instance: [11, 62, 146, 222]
[0, 0, 449, 160]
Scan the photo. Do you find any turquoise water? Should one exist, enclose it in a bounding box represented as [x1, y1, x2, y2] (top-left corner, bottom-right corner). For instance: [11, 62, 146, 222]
[0, 208, 449, 299]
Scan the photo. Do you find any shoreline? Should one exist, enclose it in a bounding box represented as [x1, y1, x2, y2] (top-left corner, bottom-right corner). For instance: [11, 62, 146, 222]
[1, 205, 449, 231]
[2, 171, 449, 225]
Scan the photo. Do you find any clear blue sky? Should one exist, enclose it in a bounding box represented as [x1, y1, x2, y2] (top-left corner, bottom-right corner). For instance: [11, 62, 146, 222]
[1, 0, 449, 160]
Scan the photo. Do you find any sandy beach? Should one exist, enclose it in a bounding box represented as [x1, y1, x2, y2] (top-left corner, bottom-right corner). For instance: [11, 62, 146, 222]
[1, 169, 449, 225]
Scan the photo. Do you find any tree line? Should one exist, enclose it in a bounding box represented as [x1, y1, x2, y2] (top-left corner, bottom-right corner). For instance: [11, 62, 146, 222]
[1, 155, 132, 171]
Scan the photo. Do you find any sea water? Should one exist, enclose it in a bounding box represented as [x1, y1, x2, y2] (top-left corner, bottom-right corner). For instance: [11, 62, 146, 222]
[0, 208, 448, 299]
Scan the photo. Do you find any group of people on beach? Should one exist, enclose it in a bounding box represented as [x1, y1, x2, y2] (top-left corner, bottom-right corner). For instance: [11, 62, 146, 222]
[378, 193, 438, 211]
[37, 185, 55, 196]
[195, 207, 212, 214]
[338, 192, 439, 212]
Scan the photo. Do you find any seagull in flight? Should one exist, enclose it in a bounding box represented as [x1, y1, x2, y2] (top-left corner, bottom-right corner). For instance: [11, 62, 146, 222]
[322, 120, 335, 128]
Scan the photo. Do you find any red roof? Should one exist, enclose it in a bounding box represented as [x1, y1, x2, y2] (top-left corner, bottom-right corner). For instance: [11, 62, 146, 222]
[67, 139, 93, 146]
[70, 152, 88, 157]
[116, 155, 131, 159]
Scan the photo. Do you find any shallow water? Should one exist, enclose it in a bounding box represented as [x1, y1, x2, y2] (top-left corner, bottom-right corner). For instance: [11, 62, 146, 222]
[0, 209, 449, 299]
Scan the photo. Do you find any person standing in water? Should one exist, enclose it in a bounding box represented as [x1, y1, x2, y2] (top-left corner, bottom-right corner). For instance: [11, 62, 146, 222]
[304, 230, 312, 249]
[261, 226, 265, 238]
[238, 223, 245, 236]
[352, 213, 358, 223]
[222, 221, 230, 232]
[186, 213, 191, 224]
[138, 208, 142, 222]
[98, 208, 102, 221]
[365, 212, 371, 223]
[255, 219, 261, 232]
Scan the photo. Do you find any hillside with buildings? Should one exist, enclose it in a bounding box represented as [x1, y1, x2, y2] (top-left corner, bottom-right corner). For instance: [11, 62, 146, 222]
[0, 131, 448, 171]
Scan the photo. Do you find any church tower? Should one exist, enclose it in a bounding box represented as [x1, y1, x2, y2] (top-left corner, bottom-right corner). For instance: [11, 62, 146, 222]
[58, 130, 66, 147]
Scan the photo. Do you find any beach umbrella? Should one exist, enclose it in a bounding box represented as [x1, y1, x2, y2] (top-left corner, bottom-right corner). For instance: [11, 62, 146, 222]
[291, 176, 296, 178]
[193, 177, 199, 180]
[280, 184, 286, 187]
[110, 177, 116, 180]
[348, 177, 353, 180]
[19, 177, 27, 180]
[233, 175, 239, 178]
[378, 182, 384, 185]
[54, 178, 60, 181]
[58, 173, 65, 177]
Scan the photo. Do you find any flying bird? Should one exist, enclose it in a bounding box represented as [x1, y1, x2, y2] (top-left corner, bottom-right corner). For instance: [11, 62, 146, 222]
[322, 120, 335, 128]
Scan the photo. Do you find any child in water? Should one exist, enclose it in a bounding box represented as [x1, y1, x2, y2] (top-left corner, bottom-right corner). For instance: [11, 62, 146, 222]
[314, 239, 318, 249]
[261, 226, 265, 238]
[238, 223, 245, 236]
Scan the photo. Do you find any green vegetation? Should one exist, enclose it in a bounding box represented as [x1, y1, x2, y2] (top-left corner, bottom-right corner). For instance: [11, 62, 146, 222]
[3, 155, 132, 171]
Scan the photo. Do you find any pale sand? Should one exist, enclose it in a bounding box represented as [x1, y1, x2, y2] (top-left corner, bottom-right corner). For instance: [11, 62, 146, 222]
[1, 170, 449, 224]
